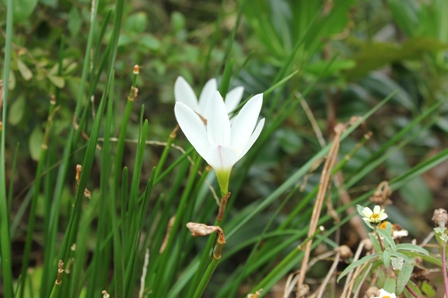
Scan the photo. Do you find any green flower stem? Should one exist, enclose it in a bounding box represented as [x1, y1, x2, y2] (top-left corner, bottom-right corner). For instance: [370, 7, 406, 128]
[217, 192, 231, 223]
[442, 243, 448, 298]
[192, 232, 226, 298]
[186, 192, 230, 297]
[215, 169, 230, 197]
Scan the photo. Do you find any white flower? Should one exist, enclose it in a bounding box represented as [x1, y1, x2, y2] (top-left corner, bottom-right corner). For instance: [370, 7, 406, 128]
[362, 205, 388, 223]
[174, 76, 244, 119]
[377, 289, 396, 298]
[174, 91, 265, 193]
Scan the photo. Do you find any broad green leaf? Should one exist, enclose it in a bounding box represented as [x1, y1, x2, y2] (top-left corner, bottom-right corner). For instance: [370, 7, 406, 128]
[382, 250, 391, 268]
[2, 0, 38, 22]
[171, 11, 185, 33]
[139, 34, 161, 51]
[305, 59, 355, 77]
[47, 75, 65, 88]
[421, 281, 436, 297]
[344, 37, 448, 80]
[29, 126, 43, 161]
[124, 12, 147, 33]
[384, 277, 396, 294]
[388, 0, 419, 37]
[368, 233, 382, 253]
[8, 95, 25, 125]
[8, 70, 16, 90]
[396, 243, 429, 256]
[397, 262, 414, 294]
[17, 60, 32, 80]
[68, 6, 82, 37]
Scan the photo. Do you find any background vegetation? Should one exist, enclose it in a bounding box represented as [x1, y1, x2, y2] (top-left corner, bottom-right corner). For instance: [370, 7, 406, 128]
[1, 0, 448, 297]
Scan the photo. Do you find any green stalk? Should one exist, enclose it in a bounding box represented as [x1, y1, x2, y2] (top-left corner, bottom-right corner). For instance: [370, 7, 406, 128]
[153, 126, 178, 181]
[18, 97, 56, 298]
[0, 0, 15, 295]
[192, 235, 225, 298]
[152, 155, 203, 297]
[42, 0, 100, 294]
[48, 261, 64, 298]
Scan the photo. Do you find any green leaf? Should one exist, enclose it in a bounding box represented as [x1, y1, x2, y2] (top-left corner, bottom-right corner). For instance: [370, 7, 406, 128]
[2, 0, 38, 22]
[421, 281, 436, 297]
[384, 277, 396, 294]
[396, 243, 429, 256]
[344, 37, 448, 80]
[368, 233, 382, 253]
[404, 280, 423, 298]
[8, 69, 16, 90]
[139, 34, 161, 51]
[388, 0, 419, 37]
[171, 11, 185, 33]
[17, 59, 32, 80]
[39, 0, 57, 7]
[305, 59, 355, 77]
[382, 250, 391, 268]
[29, 126, 43, 161]
[390, 251, 414, 264]
[376, 226, 397, 251]
[124, 12, 148, 33]
[397, 262, 414, 294]
[68, 6, 82, 37]
[47, 75, 65, 88]
[8, 95, 25, 125]
[337, 253, 378, 282]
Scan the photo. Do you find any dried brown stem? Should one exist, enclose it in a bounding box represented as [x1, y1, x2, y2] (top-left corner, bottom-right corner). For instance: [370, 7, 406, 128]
[296, 124, 345, 296]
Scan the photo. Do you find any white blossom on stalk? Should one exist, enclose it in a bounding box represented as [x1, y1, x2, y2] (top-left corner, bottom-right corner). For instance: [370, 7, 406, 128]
[174, 76, 244, 119]
[361, 205, 388, 223]
[174, 91, 265, 194]
[376, 289, 396, 298]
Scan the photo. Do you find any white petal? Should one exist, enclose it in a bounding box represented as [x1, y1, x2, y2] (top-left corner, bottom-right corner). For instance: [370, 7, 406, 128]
[175, 76, 199, 112]
[373, 205, 381, 214]
[174, 102, 209, 158]
[362, 207, 373, 218]
[235, 118, 265, 162]
[379, 289, 396, 298]
[202, 144, 237, 171]
[198, 78, 217, 116]
[230, 93, 263, 153]
[225, 86, 244, 114]
[207, 91, 231, 146]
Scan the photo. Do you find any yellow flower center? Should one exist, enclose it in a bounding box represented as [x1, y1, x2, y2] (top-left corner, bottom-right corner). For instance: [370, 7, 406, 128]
[384, 296, 391, 298]
[371, 213, 379, 219]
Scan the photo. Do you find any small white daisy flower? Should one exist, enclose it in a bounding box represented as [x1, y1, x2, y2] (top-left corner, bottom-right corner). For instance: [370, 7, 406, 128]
[362, 205, 388, 223]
